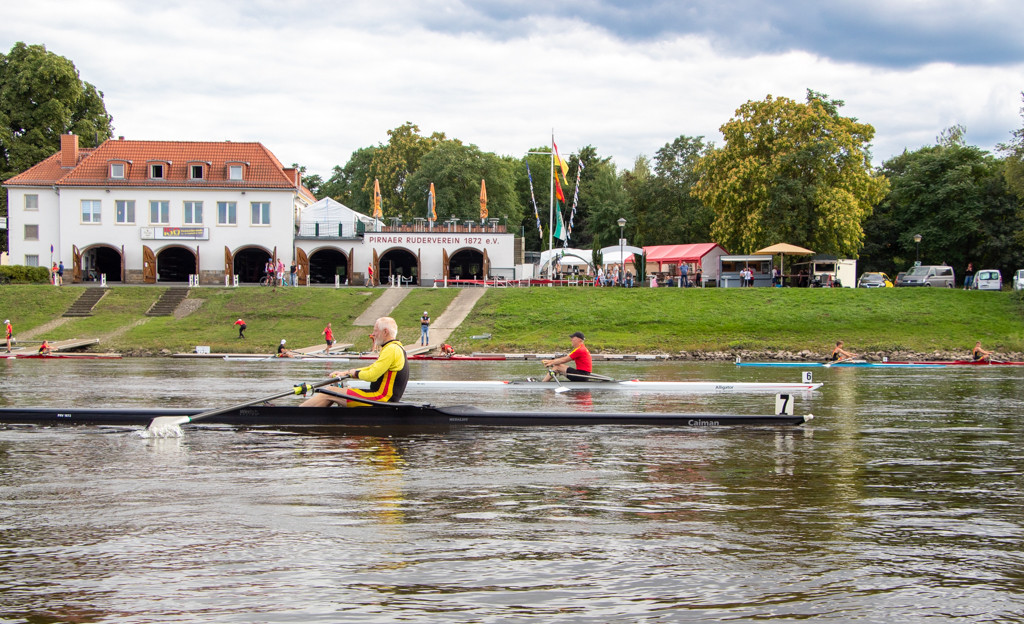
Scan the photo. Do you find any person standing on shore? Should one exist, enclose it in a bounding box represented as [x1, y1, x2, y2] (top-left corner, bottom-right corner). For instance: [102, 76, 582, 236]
[57, 261, 64, 286]
[420, 311, 430, 346]
[322, 322, 334, 354]
[5, 319, 13, 352]
[290, 261, 298, 287]
[234, 318, 247, 339]
[964, 263, 975, 290]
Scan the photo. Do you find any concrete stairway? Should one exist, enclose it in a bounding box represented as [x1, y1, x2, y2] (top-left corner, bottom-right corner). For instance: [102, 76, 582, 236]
[62, 288, 109, 317]
[146, 287, 190, 316]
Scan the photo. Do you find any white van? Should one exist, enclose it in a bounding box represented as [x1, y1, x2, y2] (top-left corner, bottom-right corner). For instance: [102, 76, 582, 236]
[897, 265, 955, 288]
[792, 256, 856, 288]
[971, 269, 1002, 291]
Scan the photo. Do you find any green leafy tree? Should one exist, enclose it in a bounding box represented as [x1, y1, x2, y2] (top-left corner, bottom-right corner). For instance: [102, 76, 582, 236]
[628, 135, 714, 246]
[861, 137, 1024, 278]
[584, 158, 631, 249]
[318, 146, 377, 212]
[693, 90, 889, 256]
[0, 42, 113, 250]
[405, 141, 521, 226]
[367, 122, 445, 217]
[998, 92, 1024, 204]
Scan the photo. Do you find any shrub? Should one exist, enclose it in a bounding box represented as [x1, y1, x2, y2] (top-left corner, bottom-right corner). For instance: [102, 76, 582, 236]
[0, 265, 51, 283]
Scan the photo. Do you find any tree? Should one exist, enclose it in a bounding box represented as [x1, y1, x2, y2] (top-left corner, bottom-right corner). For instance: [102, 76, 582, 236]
[998, 92, 1024, 201]
[627, 135, 714, 246]
[860, 140, 1024, 278]
[367, 122, 445, 217]
[0, 42, 113, 250]
[692, 90, 889, 256]
[318, 146, 377, 212]
[405, 141, 521, 226]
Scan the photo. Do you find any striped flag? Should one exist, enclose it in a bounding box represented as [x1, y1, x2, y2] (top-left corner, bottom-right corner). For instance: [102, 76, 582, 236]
[525, 161, 543, 241]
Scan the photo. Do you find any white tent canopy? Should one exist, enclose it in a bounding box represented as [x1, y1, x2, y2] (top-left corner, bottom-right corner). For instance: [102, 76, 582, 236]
[299, 198, 381, 237]
[538, 248, 594, 268]
[598, 245, 644, 266]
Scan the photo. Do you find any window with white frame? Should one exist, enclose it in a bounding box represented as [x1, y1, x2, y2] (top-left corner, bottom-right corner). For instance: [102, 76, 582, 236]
[24, 194, 38, 211]
[228, 165, 243, 180]
[218, 201, 237, 225]
[190, 164, 204, 180]
[25, 255, 39, 267]
[184, 201, 203, 224]
[110, 163, 125, 179]
[81, 199, 101, 223]
[24, 224, 39, 240]
[116, 200, 136, 224]
[251, 202, 270, 225]
[149, 200, 170, 224]
[150, 163, 165, 179]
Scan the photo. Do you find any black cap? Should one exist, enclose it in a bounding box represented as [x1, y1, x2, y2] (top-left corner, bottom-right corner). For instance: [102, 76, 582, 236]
[570, 331, 585, 340]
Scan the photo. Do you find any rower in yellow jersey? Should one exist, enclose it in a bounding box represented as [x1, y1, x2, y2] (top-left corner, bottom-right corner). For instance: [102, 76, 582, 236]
[301, 317, 409, 407]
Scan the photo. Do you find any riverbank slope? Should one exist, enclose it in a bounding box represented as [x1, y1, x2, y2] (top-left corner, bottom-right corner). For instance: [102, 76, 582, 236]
[1, 285, 1022, 358]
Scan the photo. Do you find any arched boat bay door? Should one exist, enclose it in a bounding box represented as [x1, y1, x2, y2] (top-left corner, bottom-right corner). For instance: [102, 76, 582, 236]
[142, 245, 156, 284]
[297, 248, 309, 285]
[72, 245, 82, 283]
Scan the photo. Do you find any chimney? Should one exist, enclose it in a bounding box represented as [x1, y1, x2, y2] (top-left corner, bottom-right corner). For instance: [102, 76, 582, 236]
[284, 167, 300, 186]
[60, 133, 79, 167]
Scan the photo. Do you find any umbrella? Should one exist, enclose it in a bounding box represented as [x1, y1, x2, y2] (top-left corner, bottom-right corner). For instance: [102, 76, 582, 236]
[372, 179, 383, 219]
[754, 243, 815, 286]
[480, 179, 488, 221]
[428, 183, 436, 221]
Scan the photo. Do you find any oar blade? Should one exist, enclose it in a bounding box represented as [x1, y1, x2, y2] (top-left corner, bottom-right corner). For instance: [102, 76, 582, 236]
[146, 415, 191, 437]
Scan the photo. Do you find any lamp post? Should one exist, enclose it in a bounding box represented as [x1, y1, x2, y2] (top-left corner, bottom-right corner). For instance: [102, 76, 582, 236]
[913, 233, 922, 265]
[617, 217, 626, 286]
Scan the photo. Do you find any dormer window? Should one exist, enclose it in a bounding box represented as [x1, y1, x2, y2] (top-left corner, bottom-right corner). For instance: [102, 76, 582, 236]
[189, 162, 208, 180]
[110, 163, 125, 179]
[150, 163, 165, 179]
[228, 164, 243, 180]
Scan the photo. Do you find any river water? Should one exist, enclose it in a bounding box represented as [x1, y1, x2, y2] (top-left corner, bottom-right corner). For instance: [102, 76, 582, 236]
[1, 359, 1022, 623]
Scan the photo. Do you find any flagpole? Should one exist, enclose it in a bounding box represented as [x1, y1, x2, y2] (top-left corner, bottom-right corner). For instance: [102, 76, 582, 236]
[548, 130, 555, 260]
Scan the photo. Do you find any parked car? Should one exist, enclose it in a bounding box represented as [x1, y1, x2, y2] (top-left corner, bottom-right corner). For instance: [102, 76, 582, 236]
[894, 271, 907, 287]
[857, 272, 893, 288]
[1013, 269, 1024, 291]
[897, 265, 955, 288]
[971, 269, 1002, 291]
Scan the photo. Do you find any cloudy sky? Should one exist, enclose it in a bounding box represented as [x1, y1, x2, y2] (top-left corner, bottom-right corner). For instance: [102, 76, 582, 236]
[3, 0, 1023, 179]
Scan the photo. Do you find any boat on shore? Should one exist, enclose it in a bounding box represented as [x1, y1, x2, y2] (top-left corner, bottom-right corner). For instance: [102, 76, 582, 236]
[0, 403, 812, 429]
[736, 359, 1021, 368]
[0, 353, 122, 360]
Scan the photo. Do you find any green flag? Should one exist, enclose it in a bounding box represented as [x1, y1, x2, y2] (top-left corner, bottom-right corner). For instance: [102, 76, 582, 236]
[554, 202, 566, 241]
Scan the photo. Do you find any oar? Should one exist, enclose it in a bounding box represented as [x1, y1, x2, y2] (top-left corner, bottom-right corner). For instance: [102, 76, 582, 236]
[823, 355, 858, 368]
[570, 372, 621, 382]
[147, 376, 346, 434]
[546, 369, 570, 394]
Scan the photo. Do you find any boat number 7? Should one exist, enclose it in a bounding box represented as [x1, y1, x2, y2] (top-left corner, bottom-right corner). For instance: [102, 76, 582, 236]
[775, 393, 794, 415]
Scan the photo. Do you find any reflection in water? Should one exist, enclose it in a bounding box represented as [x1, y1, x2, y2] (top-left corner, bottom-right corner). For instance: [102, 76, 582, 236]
[0, 360, 1022, 621]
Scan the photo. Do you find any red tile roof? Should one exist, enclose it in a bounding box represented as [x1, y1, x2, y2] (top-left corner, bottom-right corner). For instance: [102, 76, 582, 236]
[4, 137, 315, 202]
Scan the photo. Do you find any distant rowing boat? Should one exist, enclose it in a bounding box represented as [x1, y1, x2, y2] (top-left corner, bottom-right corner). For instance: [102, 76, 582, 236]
[0, 404, 812, 428]
[221, 354, 507, 362]
[346, 379, 824, 393]
[0, 353, 122, 360]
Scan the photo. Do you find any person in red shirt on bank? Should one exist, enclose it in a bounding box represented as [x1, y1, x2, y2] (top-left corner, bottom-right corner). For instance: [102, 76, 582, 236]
[541, 331, 593, 382]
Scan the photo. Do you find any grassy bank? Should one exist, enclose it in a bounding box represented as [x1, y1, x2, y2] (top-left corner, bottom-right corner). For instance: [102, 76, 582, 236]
[2, 285, 1022, 356]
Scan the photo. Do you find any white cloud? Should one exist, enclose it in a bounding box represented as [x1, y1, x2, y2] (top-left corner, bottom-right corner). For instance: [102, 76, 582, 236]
[2, 0, 1021, 180]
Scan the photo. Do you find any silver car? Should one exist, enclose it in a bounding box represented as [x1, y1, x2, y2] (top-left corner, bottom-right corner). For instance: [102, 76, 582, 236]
[1013, 269, 1024, 291]
[971, 269, 1002, 291]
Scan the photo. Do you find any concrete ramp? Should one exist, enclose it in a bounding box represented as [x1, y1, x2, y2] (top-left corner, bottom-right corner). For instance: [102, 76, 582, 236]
[426, 288, 486, 348]
[353, 289, 412, 326]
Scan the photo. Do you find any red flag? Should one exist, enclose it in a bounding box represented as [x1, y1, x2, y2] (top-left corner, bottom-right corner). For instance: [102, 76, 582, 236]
[555, 176, 566, 203]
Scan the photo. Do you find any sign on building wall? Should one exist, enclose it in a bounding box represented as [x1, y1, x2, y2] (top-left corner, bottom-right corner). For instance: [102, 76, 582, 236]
[141, 227, 210, 240]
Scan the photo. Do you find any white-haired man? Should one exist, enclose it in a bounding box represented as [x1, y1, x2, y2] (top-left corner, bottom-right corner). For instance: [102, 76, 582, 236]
[301, 317, 408, 407]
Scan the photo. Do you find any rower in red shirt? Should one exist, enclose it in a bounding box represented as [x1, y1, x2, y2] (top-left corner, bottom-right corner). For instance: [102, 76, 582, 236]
[542, 331, 593, 381]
